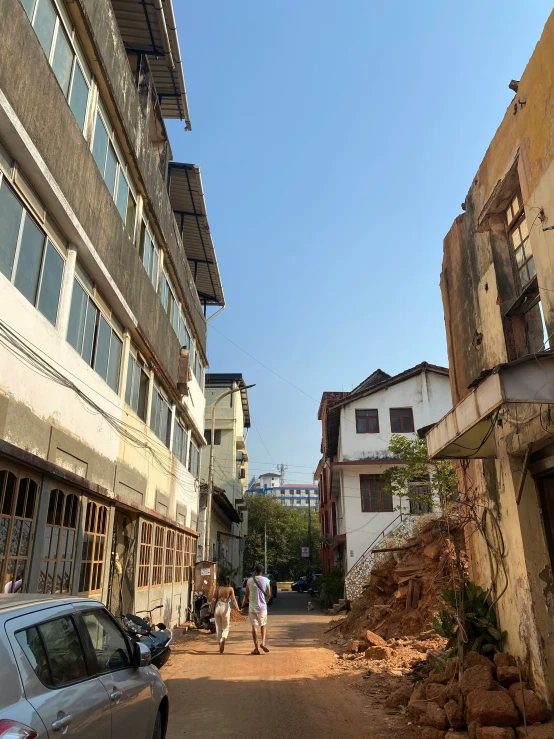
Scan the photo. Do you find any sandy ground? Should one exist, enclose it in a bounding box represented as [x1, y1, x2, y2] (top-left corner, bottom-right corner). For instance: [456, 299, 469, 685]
[162, 592, 419, 739]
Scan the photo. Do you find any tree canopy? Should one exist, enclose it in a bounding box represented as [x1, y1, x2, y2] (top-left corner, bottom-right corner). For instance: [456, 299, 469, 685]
[243, 493, 321, 580]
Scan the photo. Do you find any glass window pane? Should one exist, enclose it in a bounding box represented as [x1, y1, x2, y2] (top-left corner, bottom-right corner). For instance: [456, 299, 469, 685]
[39, 616, 87, 685]
[82, 299, 98, 366]
[37, 241, 64, 325]
[16, 628, 51, 686]
[104, 145, 117, 196]
[92, 114, 109, 174]
[520, 217, 529, 240]
[94, 315, 111, 381]
[0, 181, 24, 279]
[524, 238, 532, 257]
[69, 62, 89, 131]
[115, 170, 129, 221]
[21, 0, 37, 19]
[82, 609, 130, 673]
[515, 246, 525, 267]
[14, 214, 45, 305]
[528, 257, 537, 280]
[107, 332, 122, 392]
[125, 355, 134, 406]
[151, 245, 158, 288]
[125, 192, 136, 238]
[66, 279, 87, 352]
[512, 195, 520, 214]
[51, 24, 73, 96]
[129, 361, 139, 411]
[138, 369, 148, 421]
[33, 0, 57, 58]
[161, 273, 168, 310]
[511, 228, 522, 248]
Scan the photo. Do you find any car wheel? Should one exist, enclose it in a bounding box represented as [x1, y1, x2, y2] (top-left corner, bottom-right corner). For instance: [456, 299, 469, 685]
[152, 711, 162, 739]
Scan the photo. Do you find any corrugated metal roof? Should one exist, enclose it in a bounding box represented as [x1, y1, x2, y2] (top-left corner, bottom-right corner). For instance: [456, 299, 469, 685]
[111, 0, 191, 125]
[168, 163, 225, 307]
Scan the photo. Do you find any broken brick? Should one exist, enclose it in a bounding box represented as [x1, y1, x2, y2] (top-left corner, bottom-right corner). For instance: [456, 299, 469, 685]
[408, 700, 448, 729]
[444, 698, 465, 729]
[511, 687, 549, 724]
[461, 665, 495, 696]
[465, 691, 519, 727]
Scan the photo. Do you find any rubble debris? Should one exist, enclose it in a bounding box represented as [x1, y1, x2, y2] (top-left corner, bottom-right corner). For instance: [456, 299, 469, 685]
[384, 683, 414, 708]
[476, 729, 515, 739]
[461, 665, 494, 696]
[497, 667, 522, 687]
[511, 687, 549, 724]
[365, 645, 392, 660]
[364, 629, 386, 647]
[421, 728, 448, 739]
[408, 700, 448, 729]
[515, 726, 554, 738]
[465, 690, 520, 727]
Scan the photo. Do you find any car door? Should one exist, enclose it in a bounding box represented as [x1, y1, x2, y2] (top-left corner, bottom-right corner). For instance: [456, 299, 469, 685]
[6, 605, 112, 739]
[75, 606, 160, 739]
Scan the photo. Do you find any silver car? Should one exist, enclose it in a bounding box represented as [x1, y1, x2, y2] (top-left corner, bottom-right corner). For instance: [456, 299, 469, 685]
[0, 594, 168, 739]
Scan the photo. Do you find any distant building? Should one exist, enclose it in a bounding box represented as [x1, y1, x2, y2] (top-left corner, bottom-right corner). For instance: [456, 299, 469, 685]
[316, 363, 451, 575]
[248, 475, 319, 510]
[199, 374, 251, 580]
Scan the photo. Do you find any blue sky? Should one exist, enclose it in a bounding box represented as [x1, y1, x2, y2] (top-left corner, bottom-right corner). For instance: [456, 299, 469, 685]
[167, 1, 553, 484]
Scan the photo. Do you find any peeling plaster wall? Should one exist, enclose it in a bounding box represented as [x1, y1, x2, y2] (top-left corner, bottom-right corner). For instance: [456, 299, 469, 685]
[440, 9, 554, 700]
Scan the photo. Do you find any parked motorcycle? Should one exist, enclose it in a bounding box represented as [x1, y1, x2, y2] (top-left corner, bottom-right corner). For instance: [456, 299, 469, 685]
[194, 590, 216, 633]
[121, 605, 173, 668]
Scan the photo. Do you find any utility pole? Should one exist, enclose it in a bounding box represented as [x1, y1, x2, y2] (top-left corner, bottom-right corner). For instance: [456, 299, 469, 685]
[307, 486, 312, 582]
[204, 382, 255, 560]
[264, 522, 267, 572]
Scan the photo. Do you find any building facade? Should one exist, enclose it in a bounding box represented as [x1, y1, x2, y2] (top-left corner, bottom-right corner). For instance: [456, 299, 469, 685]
[316, 364, 451, 575]
[199, 374, 250, 580]
[425, 10, 554, 702]
[0, 0, 224, 627]
[248, 478, 319, 510]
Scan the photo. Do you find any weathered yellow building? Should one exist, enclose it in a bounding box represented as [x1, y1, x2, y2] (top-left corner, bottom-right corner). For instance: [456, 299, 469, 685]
[426, 11, 554, 700]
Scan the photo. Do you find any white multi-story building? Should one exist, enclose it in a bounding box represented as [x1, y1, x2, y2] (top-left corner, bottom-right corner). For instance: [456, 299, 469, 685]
[316, 363, 451, 574]
[249, 478, 319, 510]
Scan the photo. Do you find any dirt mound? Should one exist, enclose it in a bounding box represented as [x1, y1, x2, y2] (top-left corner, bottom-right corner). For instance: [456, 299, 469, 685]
[341, 513, 466, 641]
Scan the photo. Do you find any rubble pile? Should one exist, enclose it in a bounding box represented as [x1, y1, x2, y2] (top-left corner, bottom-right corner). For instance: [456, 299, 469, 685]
[340, 514, 466, 641]
[403, 650, 552, 738]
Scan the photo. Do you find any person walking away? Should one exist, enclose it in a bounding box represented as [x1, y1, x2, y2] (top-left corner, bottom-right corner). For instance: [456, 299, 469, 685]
[213, 576, 240, 653]
[242, 564, 271, 655]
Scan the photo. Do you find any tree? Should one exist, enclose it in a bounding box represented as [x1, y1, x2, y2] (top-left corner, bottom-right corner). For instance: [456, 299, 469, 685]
[383, 434, 458, 512]
[243, 493, 321, 580]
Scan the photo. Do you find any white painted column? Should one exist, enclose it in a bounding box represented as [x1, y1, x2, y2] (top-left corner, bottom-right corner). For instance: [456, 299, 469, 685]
[169, 403, 176, 452]
[57, 246, 77, 337]
[145, 368, 155, 428]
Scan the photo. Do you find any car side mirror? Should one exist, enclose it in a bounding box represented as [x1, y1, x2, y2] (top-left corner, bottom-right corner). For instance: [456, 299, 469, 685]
[133, 641, 151, 668]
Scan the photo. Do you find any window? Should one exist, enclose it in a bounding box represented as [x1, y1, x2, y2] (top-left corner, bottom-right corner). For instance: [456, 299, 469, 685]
[138, 521, 152, 588]
[506, 194, 535, 289]
[409, 483, 432, 515]
[0, 178, 65, 325]
[152, 526, 164, 586]
[15, 626, 51, 685]
[179, 311, 191, 350]
[79, 501, 108, 594]
[138, 219, 159, 289]
[390, 408, 414, 433]
[38, 488, 79, 594]
[125, 343, 149, 421]
[175, 532, 184, 583]
[150, 379, 172, 447]
[66, 265, 123, 392]
[188, 440, 200, 478]
[360, 475, 393, 513]
[82, 609, 131, 673]
[160, 271, 179, 335]
[91, 102, 136, 239]
[0, 468, 38, 594]
[22, 0, 91, 131]
[204, 429, 221, 446]
[173, 419, 188, 466]
[38, 616, 88, 685]
[193, 350, 203, 386]
[356, 409, 379, 433]
[164, 529, 175, 584]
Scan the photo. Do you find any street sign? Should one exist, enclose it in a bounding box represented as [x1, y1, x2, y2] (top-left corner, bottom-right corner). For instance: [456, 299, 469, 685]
[301, 547, 310, 558]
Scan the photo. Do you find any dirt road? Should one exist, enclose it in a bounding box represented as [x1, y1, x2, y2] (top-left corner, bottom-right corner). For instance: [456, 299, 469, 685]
[163, 592, 418, 739]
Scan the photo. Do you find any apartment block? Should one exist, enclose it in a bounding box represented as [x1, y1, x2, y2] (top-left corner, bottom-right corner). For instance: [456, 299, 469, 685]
[0, 0, 224, 626]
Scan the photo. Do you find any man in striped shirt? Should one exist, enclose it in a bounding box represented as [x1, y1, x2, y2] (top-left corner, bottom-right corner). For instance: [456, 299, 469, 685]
[242, 563, 271, 655]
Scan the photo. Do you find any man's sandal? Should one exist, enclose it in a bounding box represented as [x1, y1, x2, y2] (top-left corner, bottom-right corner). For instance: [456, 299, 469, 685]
[260, 644, 269, 653]
[251, 649, 261, 655]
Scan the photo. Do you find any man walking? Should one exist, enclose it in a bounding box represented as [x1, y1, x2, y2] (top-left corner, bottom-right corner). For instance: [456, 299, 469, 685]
[242, 563, 271, 655]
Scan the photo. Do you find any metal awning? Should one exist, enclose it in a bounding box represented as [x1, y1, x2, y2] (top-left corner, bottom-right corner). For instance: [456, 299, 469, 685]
[426, 352, 554, 460]
[168, 163, 224, 307]
[111, 0, 191, 126]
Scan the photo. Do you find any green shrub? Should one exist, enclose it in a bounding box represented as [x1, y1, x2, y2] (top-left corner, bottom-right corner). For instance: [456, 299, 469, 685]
[319, 568, 344, 607]
[433, 580, 507, 655]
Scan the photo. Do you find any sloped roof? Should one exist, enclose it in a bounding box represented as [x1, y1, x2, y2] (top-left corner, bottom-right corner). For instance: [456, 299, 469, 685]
[320, 362, 449, 457]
